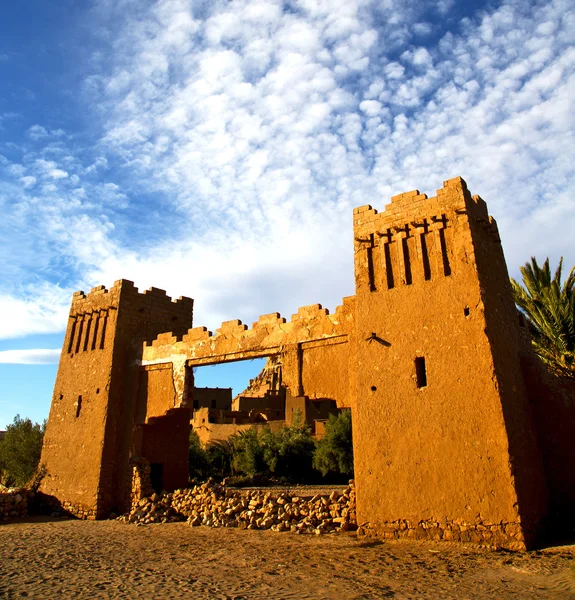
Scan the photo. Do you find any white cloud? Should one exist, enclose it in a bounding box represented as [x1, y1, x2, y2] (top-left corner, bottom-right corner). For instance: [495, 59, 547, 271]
[0, 288, 71, 340]
[19, 176, 36, 188]
[27, 125, 49, 140]
[359, 99, 382, 116]
[1, 0, 574, 342]
[0, 349, 61, 365]
[27, 125, 67, 140]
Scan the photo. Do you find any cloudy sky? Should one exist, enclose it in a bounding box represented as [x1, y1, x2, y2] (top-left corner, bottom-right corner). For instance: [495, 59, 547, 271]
[1, 0, 574, 428]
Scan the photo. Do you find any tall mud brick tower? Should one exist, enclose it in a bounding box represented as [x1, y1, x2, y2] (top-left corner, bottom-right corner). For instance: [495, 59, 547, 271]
[352, 177, 548, 550]
[40, 280, 193, 518]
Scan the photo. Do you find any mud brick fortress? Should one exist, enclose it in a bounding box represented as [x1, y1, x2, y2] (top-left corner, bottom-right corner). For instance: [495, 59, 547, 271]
[40, 177, 575, 549]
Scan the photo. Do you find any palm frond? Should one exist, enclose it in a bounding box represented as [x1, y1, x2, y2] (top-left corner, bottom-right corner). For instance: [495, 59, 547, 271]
[512, 257, 575, 378]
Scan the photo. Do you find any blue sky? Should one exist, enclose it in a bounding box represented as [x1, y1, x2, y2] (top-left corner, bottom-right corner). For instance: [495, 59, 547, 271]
[1, 0, 574, 428]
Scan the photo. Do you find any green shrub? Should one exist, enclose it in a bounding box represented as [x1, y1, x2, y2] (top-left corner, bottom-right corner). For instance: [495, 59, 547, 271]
[189, 431, 235, 481]
[260, 421, 316, 481]
[188, 430, 208, 480]
[0, 415, 45, 488]
[313, 410, 354, 477]
[189, 410, 352, 484]
[229, 428, 267, 477]
[204, 439, 234, 479]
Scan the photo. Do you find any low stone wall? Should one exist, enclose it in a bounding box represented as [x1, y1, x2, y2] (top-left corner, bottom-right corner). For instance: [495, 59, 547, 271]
[31, 491, 101, 520]
[358, 518, 528, 551]
[0, 489, 34, 521]
[58, 500, 102, 520]
[119, 480, 357, 534]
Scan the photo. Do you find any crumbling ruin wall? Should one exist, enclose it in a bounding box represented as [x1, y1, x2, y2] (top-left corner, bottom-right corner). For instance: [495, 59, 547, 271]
[141, 297, 355, 411]
[40, 280, 193, 518]
[127, 456, 153, 512]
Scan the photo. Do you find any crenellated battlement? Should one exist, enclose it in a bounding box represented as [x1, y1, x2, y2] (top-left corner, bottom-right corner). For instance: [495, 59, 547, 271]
[353, 177, 492, 235]
[353, 177, 501, 292]
[70, 279, 192, 312]
[63, 279, 194, 358]
[142, 297, 355, 365]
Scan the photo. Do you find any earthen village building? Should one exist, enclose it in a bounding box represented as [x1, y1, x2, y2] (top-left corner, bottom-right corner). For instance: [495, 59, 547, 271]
[40, 177, 575, 550]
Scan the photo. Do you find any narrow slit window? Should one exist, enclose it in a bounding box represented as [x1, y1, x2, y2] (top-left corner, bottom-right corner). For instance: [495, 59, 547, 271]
[402, 238, 412, 285]
[420, 234, 431, 281]
[74, 319, 84, 354]
[367, 234, 376, 291]
[91, 315, 100, 350]
[438, 227, 452, 276]
[415, 357, 427, 388]
[384, 243, 395, 289]
[99, 313, 108, 350]
[67, 319, 77, 354]
[75, 395, 83, 418]
[83, 316, 92, 352]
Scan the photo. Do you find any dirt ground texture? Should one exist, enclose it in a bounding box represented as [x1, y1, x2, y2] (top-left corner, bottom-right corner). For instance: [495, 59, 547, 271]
[1, 518, 575, 599]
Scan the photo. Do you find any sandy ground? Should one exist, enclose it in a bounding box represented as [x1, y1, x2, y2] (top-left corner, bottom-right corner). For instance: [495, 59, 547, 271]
[1, 517, 575, 599]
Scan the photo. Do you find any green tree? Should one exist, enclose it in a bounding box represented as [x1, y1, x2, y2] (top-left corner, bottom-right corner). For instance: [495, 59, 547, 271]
[511, 257, 575, 378]
[229, 428, 267, 477]
[0, 415, 45, 488]
[313, 410, 354, 477]
[260, 419, 315, 481]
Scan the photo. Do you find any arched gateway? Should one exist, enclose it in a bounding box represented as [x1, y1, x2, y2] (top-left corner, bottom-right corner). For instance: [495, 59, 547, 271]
[40, 177, 575, 550]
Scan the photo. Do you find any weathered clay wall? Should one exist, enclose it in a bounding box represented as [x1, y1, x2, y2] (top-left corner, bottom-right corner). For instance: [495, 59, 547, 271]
[141, 298, 355, 412]
[233, 394, 284, 413]
[136, 365, 176, 423]
[40, 284, 122, 518]
[192, 419, 273, 445]
[284, 393, 339, 431]
[301, 338, 352, 408]
[40, 280, 193, 518]
[139, 408, 190, 493]
[521, 354, 575, 525]
[463, 186, 548, 542]
[193, 387, 232, 410]
[352, 177, 546, 550]
[143, 301, 353, 366]
[101, 284, 193, 514]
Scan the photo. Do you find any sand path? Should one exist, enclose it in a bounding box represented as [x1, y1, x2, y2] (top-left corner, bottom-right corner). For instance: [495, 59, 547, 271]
[1, 517, 574, 599]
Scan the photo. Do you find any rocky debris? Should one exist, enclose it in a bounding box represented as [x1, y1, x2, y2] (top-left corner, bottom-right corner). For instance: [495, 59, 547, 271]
[118, 480, 357, 534]
[0, 489, 34, 520]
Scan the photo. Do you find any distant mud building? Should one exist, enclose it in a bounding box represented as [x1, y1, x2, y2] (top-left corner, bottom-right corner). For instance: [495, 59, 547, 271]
[40, 177, 575, 550]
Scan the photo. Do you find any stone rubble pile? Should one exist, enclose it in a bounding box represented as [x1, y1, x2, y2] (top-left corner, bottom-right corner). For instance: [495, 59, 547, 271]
[0, 489, 34, 520]
[119, 480, 357, 534]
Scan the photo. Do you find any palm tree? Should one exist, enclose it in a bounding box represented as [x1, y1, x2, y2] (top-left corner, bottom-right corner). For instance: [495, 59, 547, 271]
[511, 257, 575, 378]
